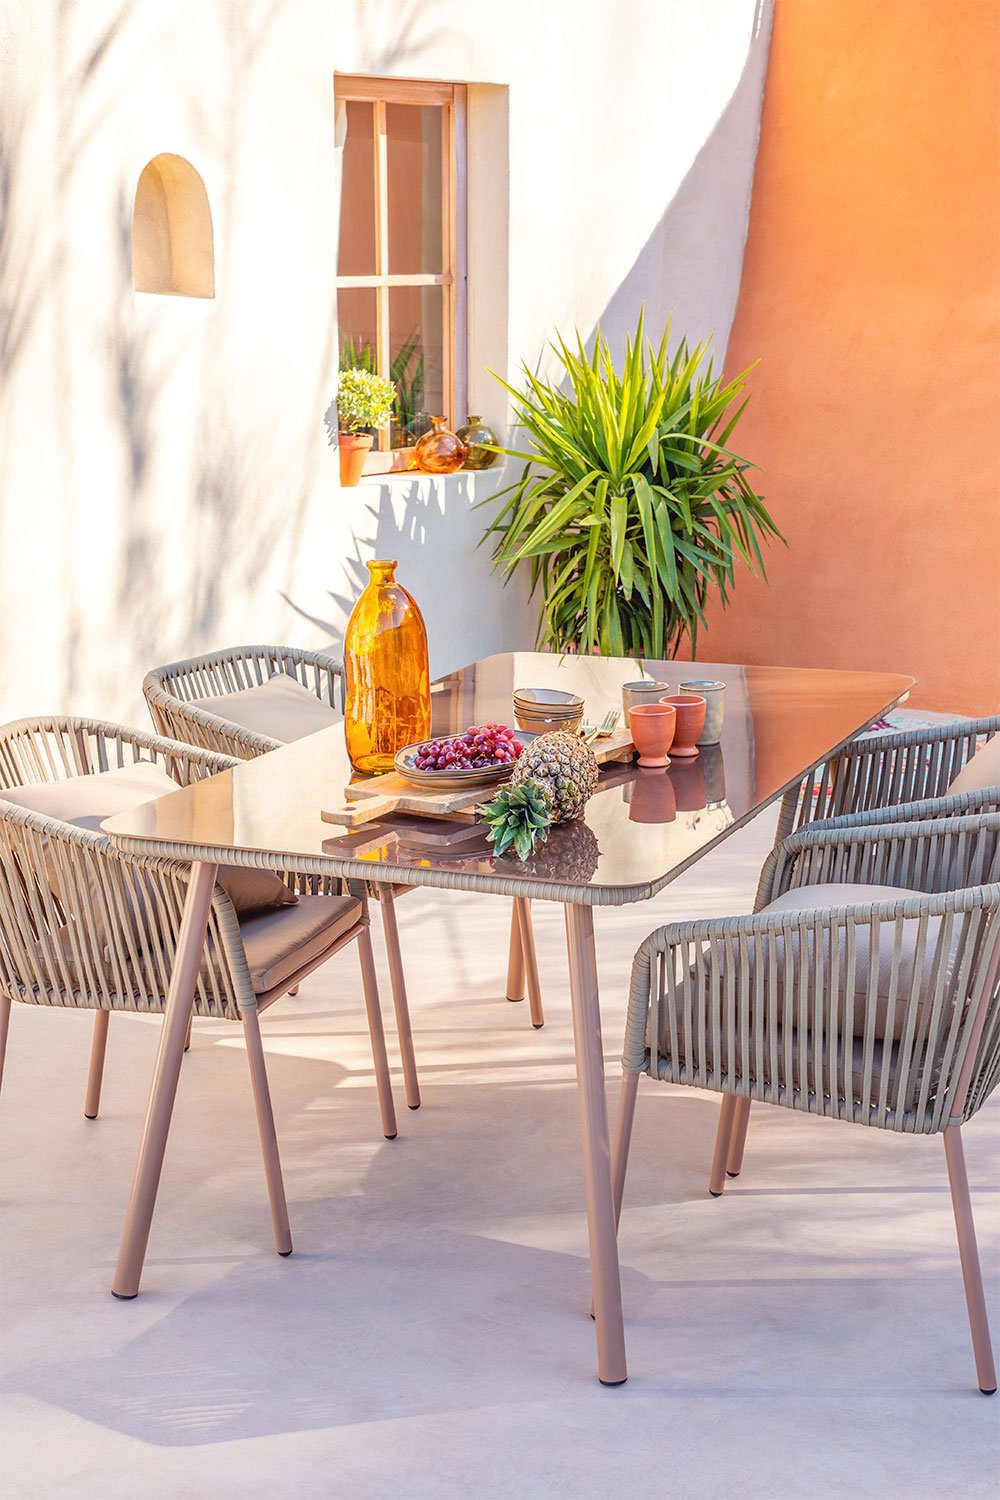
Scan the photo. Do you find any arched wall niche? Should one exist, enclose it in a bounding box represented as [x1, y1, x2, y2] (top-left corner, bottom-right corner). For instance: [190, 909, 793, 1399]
[132, 154, 215, 298]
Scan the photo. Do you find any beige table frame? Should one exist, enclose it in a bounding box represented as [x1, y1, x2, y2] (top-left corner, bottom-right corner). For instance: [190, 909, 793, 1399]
[105, 658, 913, 1385]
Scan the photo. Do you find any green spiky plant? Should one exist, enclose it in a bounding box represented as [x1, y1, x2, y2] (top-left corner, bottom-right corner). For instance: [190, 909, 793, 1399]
[480, 314, 783, 659]
[481, 781, 553, 861]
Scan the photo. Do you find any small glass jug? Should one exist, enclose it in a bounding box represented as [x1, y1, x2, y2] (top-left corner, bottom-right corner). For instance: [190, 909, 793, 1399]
[344, 560, 431, 774]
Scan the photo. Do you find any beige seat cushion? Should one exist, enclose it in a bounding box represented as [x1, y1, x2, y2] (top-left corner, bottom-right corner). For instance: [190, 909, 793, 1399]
[190, 673, 340, 744]
[662, 884, 955, 1069]
[947, 734, 1000, 796]
[239, 894, 361, 994]
[2, 763, 296, 915]
[759, 882, 955, 1041]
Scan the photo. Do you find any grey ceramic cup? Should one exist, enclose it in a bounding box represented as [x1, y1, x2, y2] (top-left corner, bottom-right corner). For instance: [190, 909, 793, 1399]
[680, 680, 726, 745]
[622, 680, 670, 717]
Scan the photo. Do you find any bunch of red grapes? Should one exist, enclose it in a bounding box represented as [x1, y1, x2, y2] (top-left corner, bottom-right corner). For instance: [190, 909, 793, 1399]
[413, 722, 524, 771]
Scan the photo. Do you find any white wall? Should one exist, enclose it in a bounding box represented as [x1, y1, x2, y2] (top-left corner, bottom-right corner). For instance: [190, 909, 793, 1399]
[0, 0, 772, 726]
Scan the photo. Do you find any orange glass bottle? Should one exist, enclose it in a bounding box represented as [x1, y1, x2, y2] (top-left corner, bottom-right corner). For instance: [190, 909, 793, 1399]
[344, 559, 431, 774]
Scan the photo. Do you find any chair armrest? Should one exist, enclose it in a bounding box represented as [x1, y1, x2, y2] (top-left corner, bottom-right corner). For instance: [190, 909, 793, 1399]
[757, 789, 1000, 908]
[625, 881, 1000, 1131]
[763, 812, 1000, 906]
[794, 715, 1000, 829]
[0, 715, 239, 787]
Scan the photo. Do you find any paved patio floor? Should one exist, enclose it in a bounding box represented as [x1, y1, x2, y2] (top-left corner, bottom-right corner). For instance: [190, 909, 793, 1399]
[2, 805, 998, 1499]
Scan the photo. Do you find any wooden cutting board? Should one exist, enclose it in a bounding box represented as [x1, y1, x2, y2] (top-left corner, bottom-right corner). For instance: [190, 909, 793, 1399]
[320, 727, 635, 829]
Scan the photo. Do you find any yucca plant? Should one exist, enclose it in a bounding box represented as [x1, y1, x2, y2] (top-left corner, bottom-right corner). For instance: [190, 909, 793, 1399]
[480, 315, 783, 658]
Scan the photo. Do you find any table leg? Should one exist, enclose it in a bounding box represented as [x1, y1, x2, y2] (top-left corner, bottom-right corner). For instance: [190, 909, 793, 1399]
[506, 900, 526, 1002]
[112, 860, 218, 1299]
[564, 902, 627, 1385]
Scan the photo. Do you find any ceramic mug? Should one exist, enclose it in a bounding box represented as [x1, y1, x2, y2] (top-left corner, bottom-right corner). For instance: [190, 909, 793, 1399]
[628, 702, 676, 768]
[622, 680, 670, 717]
[660, 694, 705, 757]
[679, 680, 725, 745]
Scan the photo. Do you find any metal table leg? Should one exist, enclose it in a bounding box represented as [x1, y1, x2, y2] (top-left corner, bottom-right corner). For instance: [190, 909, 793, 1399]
[564, 902, 627, 1385]
[112, 860, 218, 1299]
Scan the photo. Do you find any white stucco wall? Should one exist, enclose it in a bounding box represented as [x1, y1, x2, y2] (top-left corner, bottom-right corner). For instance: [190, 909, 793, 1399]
[0, 0, 772, 725]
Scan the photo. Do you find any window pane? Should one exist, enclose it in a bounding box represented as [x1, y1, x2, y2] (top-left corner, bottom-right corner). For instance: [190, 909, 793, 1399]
[390, 285, 444, 441]
[338, 287, 378, 376]
[338, 101, 376, 276]
[386, 103, 444, 274]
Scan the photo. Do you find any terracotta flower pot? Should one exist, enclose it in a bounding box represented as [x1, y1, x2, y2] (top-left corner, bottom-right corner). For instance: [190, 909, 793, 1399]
[661, 694, 705, 757]
[339, 431, 373, 487]
[628, 702, 676, 768]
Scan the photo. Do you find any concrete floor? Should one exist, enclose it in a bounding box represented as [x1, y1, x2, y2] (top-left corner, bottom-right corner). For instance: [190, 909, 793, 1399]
[2, 805, 998, 1500]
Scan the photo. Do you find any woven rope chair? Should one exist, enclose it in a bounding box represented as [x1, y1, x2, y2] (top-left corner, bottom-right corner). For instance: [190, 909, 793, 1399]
[731, 719, 1000, 1190]
[614, 811, 1000, 1392]
[0, 716, 400, 1261]
[143, 644, 546, 1075]
[774, 713, 1000, 849]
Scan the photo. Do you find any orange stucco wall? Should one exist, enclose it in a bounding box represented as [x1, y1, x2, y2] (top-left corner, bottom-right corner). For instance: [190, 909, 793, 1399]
[699, 0, 1000, 713]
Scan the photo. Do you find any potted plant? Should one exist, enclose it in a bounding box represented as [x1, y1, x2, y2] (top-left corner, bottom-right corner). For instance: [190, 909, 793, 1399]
[481, 314, 783, 658]
[333, 367, 396, 486]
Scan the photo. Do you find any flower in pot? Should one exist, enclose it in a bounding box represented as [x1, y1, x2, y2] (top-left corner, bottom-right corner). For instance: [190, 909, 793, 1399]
[333, 368, 396, 487]
[480, 313, 783, 658]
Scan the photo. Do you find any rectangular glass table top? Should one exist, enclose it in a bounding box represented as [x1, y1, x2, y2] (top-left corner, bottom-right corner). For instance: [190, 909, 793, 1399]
[104, 653, 913, 906]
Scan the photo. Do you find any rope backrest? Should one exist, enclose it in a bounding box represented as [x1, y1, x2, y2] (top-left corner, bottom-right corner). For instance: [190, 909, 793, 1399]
[142, 645, 343, 759]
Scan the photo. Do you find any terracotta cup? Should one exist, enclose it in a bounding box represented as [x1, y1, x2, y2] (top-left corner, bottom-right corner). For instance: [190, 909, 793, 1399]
[661, 694, 705, 757]
[626, 768, 677, 824]
[628, 702, 676, 768]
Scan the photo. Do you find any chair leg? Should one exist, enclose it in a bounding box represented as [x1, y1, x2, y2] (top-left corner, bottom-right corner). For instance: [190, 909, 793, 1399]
[242, 1007, 292, 1256]
[84, 1010, 110, 1119]
[506, 901, 526, 1002]
[611, 1071, 640, 1228]
[943, 1125, 997, 1394]
[356, 924, 398, 1141]
[183, 1015, 193, 1052]
[515, 897, 544, 1029]
[0, 993, 11, 1093]
[709, 1094, 740, 1197]
[726, 1098, 752, 1178]
[379, 887, 420, 1110]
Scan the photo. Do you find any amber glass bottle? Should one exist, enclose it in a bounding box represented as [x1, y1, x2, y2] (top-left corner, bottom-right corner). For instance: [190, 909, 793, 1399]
[344, 560, 431, 774]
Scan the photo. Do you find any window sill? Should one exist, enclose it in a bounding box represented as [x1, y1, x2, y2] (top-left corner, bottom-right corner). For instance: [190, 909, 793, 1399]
[351, 464, 507, 491]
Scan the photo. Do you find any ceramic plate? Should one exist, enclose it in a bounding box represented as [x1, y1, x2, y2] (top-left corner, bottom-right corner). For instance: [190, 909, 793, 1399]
[394, 741, 516, 791]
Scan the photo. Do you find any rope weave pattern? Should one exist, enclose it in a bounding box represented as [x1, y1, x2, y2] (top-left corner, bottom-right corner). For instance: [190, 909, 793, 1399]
[142, 644, 343, 759]
[0, 718, 348, 1022]
[624, 814, 1000, 1135]
[772, 714, 1000, 850]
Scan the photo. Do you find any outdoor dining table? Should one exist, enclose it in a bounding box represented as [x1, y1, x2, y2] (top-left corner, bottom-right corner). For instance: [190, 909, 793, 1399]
[103, 650, 913, 1385]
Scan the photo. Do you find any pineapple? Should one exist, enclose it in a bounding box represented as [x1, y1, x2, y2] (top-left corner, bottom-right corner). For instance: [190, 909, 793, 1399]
[481, 731, 599, 860]
[521, 818, 600, 882]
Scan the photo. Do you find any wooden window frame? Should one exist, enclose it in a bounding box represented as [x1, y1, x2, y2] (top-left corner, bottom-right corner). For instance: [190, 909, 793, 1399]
[335, 74, 468, 452]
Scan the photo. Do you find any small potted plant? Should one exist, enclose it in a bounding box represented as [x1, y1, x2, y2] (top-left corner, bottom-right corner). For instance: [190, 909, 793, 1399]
[334, 368, 396, 486]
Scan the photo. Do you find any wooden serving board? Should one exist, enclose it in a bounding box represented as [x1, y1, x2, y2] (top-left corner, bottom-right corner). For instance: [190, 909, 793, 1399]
[320, 727, 635, 829]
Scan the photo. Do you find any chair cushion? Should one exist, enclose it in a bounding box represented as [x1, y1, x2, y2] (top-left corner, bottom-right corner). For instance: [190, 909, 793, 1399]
[190, 673, 340, 744]
[760, 883, 953, 1041]
[946, 734, 1000, 796]
[239, 894, 362, 994]
[2, 763, 296, 914]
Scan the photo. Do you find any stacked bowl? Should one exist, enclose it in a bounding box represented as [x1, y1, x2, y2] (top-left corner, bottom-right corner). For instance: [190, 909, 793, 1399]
[512, 687, 584, 736]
